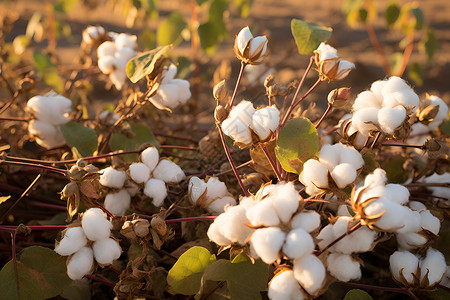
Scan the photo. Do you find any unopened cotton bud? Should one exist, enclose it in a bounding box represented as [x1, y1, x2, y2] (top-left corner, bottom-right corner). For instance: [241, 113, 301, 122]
[104, 189, 131, 216]
[144, 179, 167, 207]
[268, 270, 305, 300]
[151, 215, 167, 237]
[215, 105, 228, 123]
[55, 227, 87, 256]
[128, 163, 150, 184]
[283, 228, 315, 259]
[213, 80, 228, 102]
[92, 238, 121, 265]
[328, 87, 351, 108]
[420, 248, 447, 285]
[99, 167, 126, 189]
[234, 26, 268, 65]
[81, 208, 112, 241]
[293, 254, 326, 295]
[327, 253, 361, 282]
[152, 159, 185, 183]
[141, 147, 159, 171]
[291, 211, 321, 233]
[250, 227, 286, 264]
[133, 218, 150, 237]
[390, 250, 419, 284]
[251, 106, 280, 141]
[67, 246, 94, 280]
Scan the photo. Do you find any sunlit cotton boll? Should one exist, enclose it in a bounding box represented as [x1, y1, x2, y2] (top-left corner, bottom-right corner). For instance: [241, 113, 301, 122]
[205, 177, 229, 200]
[144, 178, 168, 207]
[282, 228, 315, 259]
[377, 106, 407, 134]
[207, 215, 232, 246]
[229, 100, 256, 125]
[110, 69, 127, 90]
[99, 167, 127, 189]
[27, 95, 72, 125]
[188, 176, 207, 204]
[128, 163, 151, 184]
[383, 184, 410, 205]
[66, 246, 94, 280]
[269, 182, 300, 223]
[293, 254, 326, 295]
[81, 208, 113, 241]
[28, 120, 66, 149]
[389, 250, 419, 284]
[420, 247, 447, 285]
[141, 146, 159, 172]
[98, 56, 115, 74]
[335, 60, 355, 80]
[251, 106, 280, 141]
[299, 159, 329, 196]
[235, 26, 268, 64]
[424, 173, 450, 199]
[246, 197, 280, 227]
[97, 41, 116, 57]
[114, 33, 137, 50]
[54, 227, 88, 256]
[207, 196, 236, 215]
[250, 227, 286, 264]
[221, 118, 252, 145]
[152, 159, 185, 183]
[219, 205, 254, 245]
[268, 270, 305, 300]
[327, 253, 362, 282]
[291, 211, 321, 233]
[92, 238, 122, 265]
[330, 163, 357, 189]
[351, 107, 380, 136]
[427, 95, 449, 130]
[104, 189, 131, 216]
[353, 91, 382, 111]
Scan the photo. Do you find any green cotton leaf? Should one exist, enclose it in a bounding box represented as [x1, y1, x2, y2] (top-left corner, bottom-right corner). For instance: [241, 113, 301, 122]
[60, 122, 98, 158]
[126, 45, 171, 83]
[441, 115, 450, 136]
[233, 0, 253, 17]
[33, 50, 64, 93]
[139, 29, 156, 50]
[198, 22, 221, 54]
[275, 117, 319, 174]
[380, 155, 409, 184]
[423, 29, 438, 63]
[110, 123, 159, 161]
[385, 2, 400, 25]
[156, 12, 187, 46]
[343, 289, 373, 300]
[60, 279, 91, 300]
[411, 7, 424, 30]
[167, 246, 216, 295]
[0, 246, 71, 300]
[54, 0, 78, 13]
[408, 62, 423, 86]
[291, 19, 332, 55]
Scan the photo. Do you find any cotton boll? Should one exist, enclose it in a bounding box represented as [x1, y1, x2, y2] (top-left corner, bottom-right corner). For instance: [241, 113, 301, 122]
[387, 90, 420, 112]
[363, 168, 387, 187]
[396, 232, 427, 250]
[144, 179, 167, 207]
[269, 182, 299, 223]
[221, 205, 254, 245]
[383, 184, 410, 205]
[155, 83, 181, 109]
[110, 70, 127, 90]
[153, 159, 185, 183]
[440, 266, 450, 288]
[331, 163, 357, 188]
[114, 33, 137, 49]
[128, 163, 150, 184]
[27, 96, 71, 125]
[327, 253, 362, 282]
[207, 216, 231, 246]
[99, 167, 126, 189]
[420, 248, 447, 285]
[250, 227, 286, 264]
[364, 198, 406, 232]
[98, 56, 115, 74]
[207, 196, 236, 215]
[246, 197, 280, 227]
[395, 208, 421, 234]
[353, 91, 381, 111]
[115, 47, 136, 62]
[229, 100, 255, 125]
[428, 95, 449, 130]
[389, 250, 419, 283]
[161, 64, 177, 84]
[378, 106, 406, 134]
[337, 205, 353, 217]
[172, 79, 191, 105]
[334, 225, 377, 254]
[283, 228, 315, 259]
[268, 270, 305, 300]
[81, 208, 112, 241]
[352, 107, 380, 135]
[148, 93, 172, 111]
[293, 254, 326, 295]
[335, 60, 355, 80]
[124, 180, 139, 197]
[316, 43, 338, 61]
[409, 201, 426, 212]
[141, 147, 159, 171]
[382, 76, 411, 95]
[104, 189, 131, 216]
[291, 211, 321, 233]
[66, 247, 94, 280]
[251, 106, 280, 140]
[299, 159, 329, 195]
[318, 144, 340, 170]
[97, 41, 116, 57]
[338, 144, 364, 169]
[420, 210, 440, 235]
[316, 224, 334, 250]
[28, 120, 66, 149]
[55, 227, 88, 256]
[92, 238, 122, 265]
[205, 177, 229, 200]
[188, 176, 207, 204]
[221, 118, 252, 145]
[424, 173, 450, 199]
[370, 80, 387, 101]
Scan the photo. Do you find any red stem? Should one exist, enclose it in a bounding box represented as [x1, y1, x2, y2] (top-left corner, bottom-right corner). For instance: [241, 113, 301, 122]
[0, 160, 67, 176]
[260, 143, 282, 181]
[227, 62, 246, 110]
[95, 201, 115, 218]
[366, 23, 391, 76]
[315, 104, 332, 128]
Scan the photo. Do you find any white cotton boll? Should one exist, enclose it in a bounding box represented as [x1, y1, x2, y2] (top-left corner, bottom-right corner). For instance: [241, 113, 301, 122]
[397, 232, 427, 250]
[250, 227, 286, 264]
[92, 238, 121, 265]
[424, 173, 450, 199]
[221, 117, 252, 145]
[207, 196, 236, 215]
[299, 159, 329, 196]
[148, 93, 171, 111]
[269, 182, 299, 223]
[255, 184, 277, 199]
[205, 177, 229, 200]
[66, 246, 94, 280]
[124, 180, 139, 197]
[396, 208, 421, 234]
[115, 47, 136, 62]
[251, 106, 280, 140]
[99, 167, 126, 189]
[154, 83, 181, 110]
[335, 60, 355, 80]
[28, 120, 66, 149]
[110, 70, 127, 90]
[98, 56, 115, 74]
[318, 144, 340, 170]
[384, 90, 419, 110]
[161, 64, 177, 84]
[420, 248, 447, 285]
[420, 210, 440, 235]
[316, 43, 338, 61]
[335, 225, 377, 254]
[428, 95, 449, 130]
[291, 211, 321, 233]
[331, 216, 350, 237]
[331, 163, 357, 189]
[317, 224, 334, 250]
[352, 107, 379, 135]
[81, 208, 112, 241]
[114, 33, 137, 49]
[172, 79, 191, 105]
[237, 27, 253, 54]
[363, 168, 387, 187]
[364, 198, 406, 232]
[249, 36, 268, 57]
[27, 96, 72, 125]
[188, 176, 207, 204]
[97, 41, 116, 58]
[382, 76, 411, 95]
[378, 106, 407, 134]
[293, 254, 326, 295]
[353, 91, 382, 111]
[128, 163, 150, 184]
[327, 253, 362, 282]
[207, 216, 231, 246]
[283, 228, 315, 259]
[55, 227, 88, 256]
[152, 159, 185, 183]
[141, 147, 159, 171]
[221, 205, 253, 245]
[383, 184, 410, 205]
[441, 266, 450, 288]
[370, 80, 387, 101]
[144, 179, 167, 207]
[390, 250, 419, 283]
[338, 144, 364, 169]
[268, 270, 305, 300]
[409, 201, 426, 212]
[229, 100, 256, 125]
[104, 189, 131, 216]
[347, 124, 368, 150]
[246, 197, 280, 227]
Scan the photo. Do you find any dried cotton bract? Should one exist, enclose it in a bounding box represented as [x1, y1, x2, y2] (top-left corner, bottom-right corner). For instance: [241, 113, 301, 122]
[314, 43, 355, 81]
[234, 26, 268, 65]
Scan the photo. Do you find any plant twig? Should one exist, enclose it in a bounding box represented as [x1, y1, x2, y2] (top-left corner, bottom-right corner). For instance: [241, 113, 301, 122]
[316, 221, 362, 256]
[315, 104, 332, 128]
[260, 143, 282, 181]
[0, 160, 67, 176]
[227, 61, 246, 110]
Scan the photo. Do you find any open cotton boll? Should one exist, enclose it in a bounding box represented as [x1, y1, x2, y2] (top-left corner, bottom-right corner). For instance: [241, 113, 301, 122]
[66, 246, 94, 280]
[110, 69, 127, 90]
[335, 60, 355, 80]
[81, 208, 112, 241]
[331, 163, 357, 188]
[229, 100, 255, 125]
[268, 270, 305, 300]
[128, 163, 151, 184]
[221, 205, 254, 245]
[221, 118, 252, 145]
[409, 201, 426, 212]
[99, 167, 126, 189]
[98, 56, 115, 74]
[383, 184, 410, 205]
[246, 197, 280, 227]
[420, 210, 440, 235]
[97, 41, 116, 57]
[395, 208, 421, 234]
[207, 196, 236, 215]
[115, 47, 136, 62]
[299, 159, 329, 195]
[365, 199, 409, 232]
[397, 232, 427, 250]
[188, 176, 207, 204]
[293, 254, 326, 295]
[152, 159, 185, 183]
[155, 83, 181, 109]
[144, 179, 167, 207]
[114, 33, 137, 49]
[327, 253, 361, 282]
[55, 227, 88, 256]
[92, 238, 122, 265]
[316, 42, 338, 61]
[104, 189, 131, 216]
[236, 26, 253, 54]
[424, 173, 450, 199]
[352, 107, 379, 135]
[251, 106, 280, 141]
[363, 168, 387, 187]
[370, 80, 387, 101]
[282, 228, 314, 259]
[171, 79, 191, 104]
[291, 211, 321, 233]
[207, 216, 231, 246]
[124, 180, 139, 197]
[378, 106, 407, 134]
[389, 250, 419, 283]
[141, 147, 159, 171]
[316, 224, 334, 250]
[318, 144, 340, 170]
[249, 36, 268, 58]
[269, 182, 299, 223]
[353, 91, 382, 111]
[27, 96, 72, 125]
[428, 95, 449, 129]
[205, 177, 229, 200]
[381, 76, 411, 95]
[250, 227, 286, 264]
[161, 64, 177, 84]
[334, 225, 377, 254]
[338, 144, 364, 169]
[420, 248, 447, 285]
[28, 120, 66, 149]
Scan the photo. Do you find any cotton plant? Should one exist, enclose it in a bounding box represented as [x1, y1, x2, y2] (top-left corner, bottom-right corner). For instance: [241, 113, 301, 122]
[234, 26, 269, 65]
[54, 208, 121, 280]
[26, 93, 72, 149]
[314, 42, 355, 81]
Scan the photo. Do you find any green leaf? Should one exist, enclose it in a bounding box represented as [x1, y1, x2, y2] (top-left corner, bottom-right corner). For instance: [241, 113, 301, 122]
[358, 8, 368, 23]
[385, 2, 400, 25]
[411, 7, 424, 30]
[139, 29, 156, 50]
[0, 246, 71, 300]
[389, 52, 403, 76]
[407, 62, 423, 86]
[291, 19, 332, 55]
[126, 45, 171, 83]
[441, 113, 450, 136]
[380, 155, 409, 184]
[167, 246, 216, 295]
[233, 0, 253, 17]
[110, 123, 159, 161]
[54, 0, 78, 13]
[195, 0, 209, 5]
[275, 117, 319, 174]
[157, 12, 187, 46]
[33, 50, 64, 93]
[60, 122, 98, 157]
[60, 279, 91, 300]
[0, 195, 11, 204]
[198, 22, 221, 54]
[423, 29, 438, 63]
[343, 289, 373, 300]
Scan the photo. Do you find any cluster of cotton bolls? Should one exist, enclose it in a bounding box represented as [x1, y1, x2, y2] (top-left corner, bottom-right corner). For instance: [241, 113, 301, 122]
[147, 64, 191, 111]
[344, 76, 420, 148]
[54, 208, 121, 280]
[188, 176, 236, 215]
[299, 143, 364, 196]
[221, 100, 280, 147]
[26, 93, 72, 149]
[97, 33, 137, 90]
[207, 182, 327, 298]
[99, 146, 185, 215]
